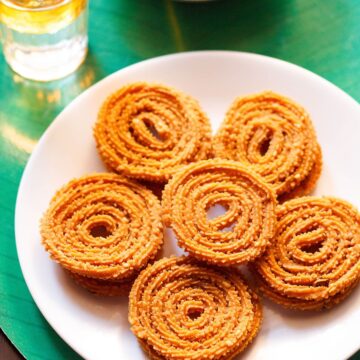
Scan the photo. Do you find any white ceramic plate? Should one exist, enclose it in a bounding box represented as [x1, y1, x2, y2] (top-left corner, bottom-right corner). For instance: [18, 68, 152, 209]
[15, 51, 360, 360]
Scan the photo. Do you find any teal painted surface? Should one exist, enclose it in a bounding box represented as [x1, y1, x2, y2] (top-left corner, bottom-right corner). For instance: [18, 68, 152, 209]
[0, 0, 359, 358]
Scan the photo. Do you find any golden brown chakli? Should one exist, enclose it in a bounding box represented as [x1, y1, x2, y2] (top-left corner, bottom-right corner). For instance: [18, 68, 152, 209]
[162, 159, 277, 265]
[94, 82, 213, 182]
[214, 92, 322, 200]
[252, 197, 360, 310]
[40, 173, 163, 294]
[129, 257, 262, 360]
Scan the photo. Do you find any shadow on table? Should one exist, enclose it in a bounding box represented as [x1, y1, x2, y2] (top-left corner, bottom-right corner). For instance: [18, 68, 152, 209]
[107, 0, 288, 57]
[167, 0, 288, 51]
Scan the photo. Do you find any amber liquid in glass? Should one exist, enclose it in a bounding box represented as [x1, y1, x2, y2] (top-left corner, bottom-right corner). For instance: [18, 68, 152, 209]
[0, 0, 88, 81]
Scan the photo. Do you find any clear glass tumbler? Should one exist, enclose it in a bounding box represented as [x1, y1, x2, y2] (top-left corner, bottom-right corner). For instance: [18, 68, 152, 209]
[0, 0, 88, 81]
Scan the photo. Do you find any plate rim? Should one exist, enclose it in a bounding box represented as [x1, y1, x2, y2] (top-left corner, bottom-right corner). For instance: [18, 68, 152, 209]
[14, 50, 360, 360]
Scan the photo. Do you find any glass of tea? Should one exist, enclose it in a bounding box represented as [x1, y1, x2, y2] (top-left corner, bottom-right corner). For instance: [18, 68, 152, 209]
[0, 0, 88, 81]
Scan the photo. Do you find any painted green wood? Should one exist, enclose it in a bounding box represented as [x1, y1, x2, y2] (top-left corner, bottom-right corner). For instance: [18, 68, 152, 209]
[0, 0, 359, 358]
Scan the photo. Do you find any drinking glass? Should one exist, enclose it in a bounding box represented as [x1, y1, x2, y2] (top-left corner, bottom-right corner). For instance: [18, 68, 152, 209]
[0, 0, 88, 81]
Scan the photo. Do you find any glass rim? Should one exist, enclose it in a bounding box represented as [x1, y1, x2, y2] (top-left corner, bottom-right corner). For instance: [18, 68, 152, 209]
[0, 0, 78, 12]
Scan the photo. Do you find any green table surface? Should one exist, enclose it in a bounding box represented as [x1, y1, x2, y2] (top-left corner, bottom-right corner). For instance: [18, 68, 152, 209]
[1, 0, 360, 359]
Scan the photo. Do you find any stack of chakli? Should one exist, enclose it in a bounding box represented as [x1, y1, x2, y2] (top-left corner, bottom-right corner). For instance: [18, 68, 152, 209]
[40, 83, 360, 359]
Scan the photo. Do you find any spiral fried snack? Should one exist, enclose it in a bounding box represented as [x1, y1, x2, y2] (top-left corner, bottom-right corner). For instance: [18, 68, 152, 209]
[94, 82, 213, 182]
[40, 173, 163, 281]
[68, 271, 135, 296]
[129, 257, 262, 360]
[214, 92, 322, 199]
[162, 159, 277, 265]
[253, 197, 360, 310]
